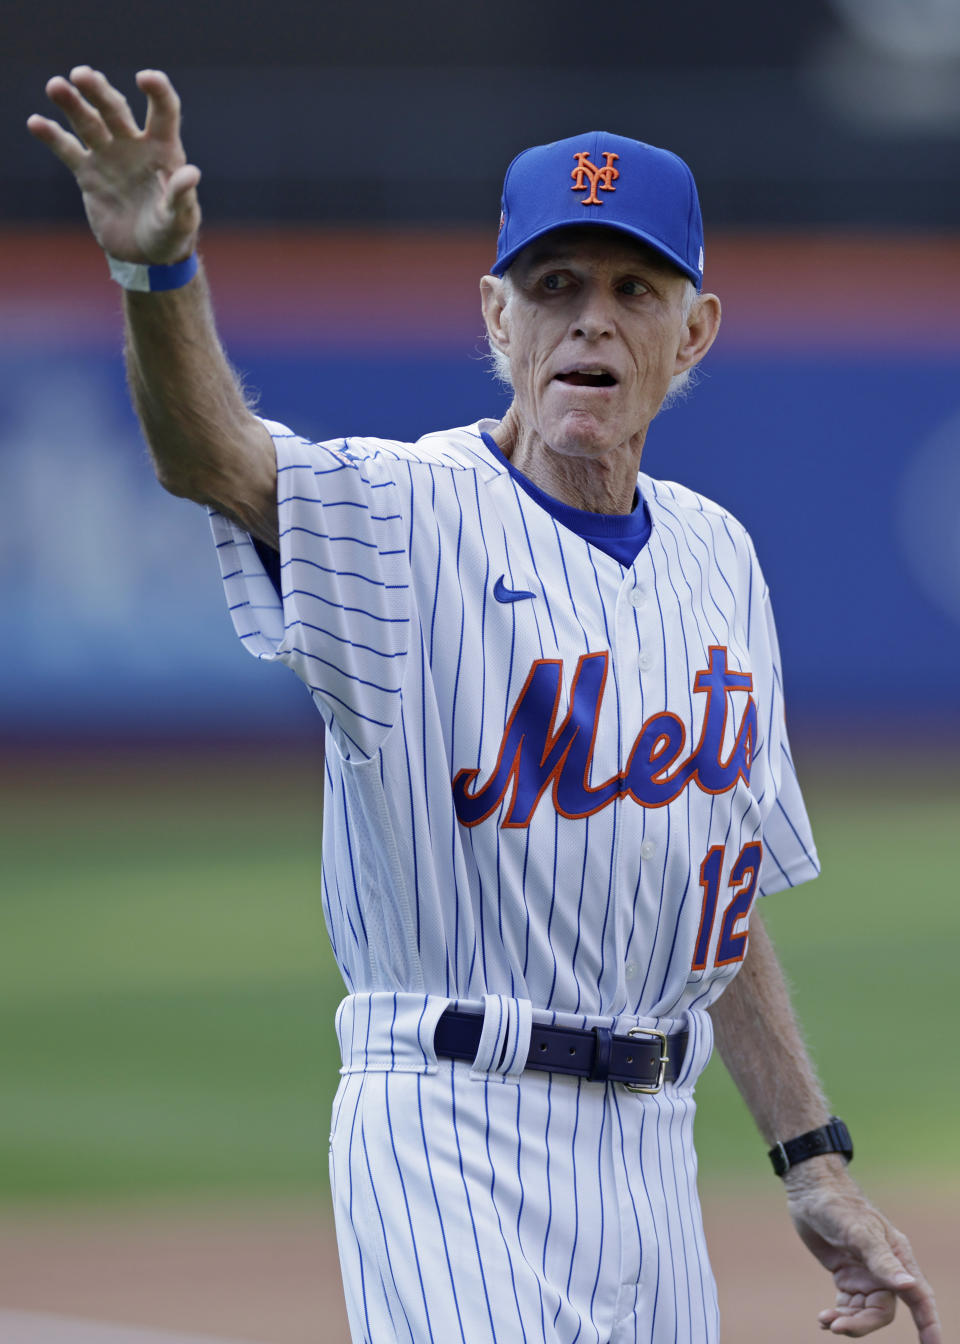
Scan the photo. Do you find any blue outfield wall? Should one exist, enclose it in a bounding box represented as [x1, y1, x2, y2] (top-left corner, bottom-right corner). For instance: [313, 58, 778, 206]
[2, 231, 959, 738]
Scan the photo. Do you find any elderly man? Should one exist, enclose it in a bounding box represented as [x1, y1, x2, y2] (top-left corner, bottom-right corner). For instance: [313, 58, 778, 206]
[29, 68, 940, 1344]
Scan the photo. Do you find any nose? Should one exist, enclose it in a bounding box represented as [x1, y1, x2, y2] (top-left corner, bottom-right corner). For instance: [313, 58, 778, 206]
[570, 283, 616, 341]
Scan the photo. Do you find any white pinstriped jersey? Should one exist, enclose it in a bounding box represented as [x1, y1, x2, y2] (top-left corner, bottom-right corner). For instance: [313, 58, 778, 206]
[212, 418, 819, 1022]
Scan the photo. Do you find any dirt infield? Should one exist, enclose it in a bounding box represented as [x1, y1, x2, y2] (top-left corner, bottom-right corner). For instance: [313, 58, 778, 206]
[0, 1185, 954, 1343]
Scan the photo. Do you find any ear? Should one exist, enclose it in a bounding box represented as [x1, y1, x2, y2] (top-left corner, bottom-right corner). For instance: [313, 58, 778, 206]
[480, 274, 510, 355]
[674, 292, 722, 376]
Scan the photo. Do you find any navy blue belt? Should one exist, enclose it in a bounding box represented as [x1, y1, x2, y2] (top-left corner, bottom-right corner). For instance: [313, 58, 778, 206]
[434, 1008, 687, 1093]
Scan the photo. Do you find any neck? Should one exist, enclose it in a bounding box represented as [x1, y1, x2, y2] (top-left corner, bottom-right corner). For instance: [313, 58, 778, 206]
[491, 406, 646, 514]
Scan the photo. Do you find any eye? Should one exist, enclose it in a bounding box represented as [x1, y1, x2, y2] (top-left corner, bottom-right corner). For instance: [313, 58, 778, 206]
[541, 272, 570, 292]
[619, 278, 650, 296]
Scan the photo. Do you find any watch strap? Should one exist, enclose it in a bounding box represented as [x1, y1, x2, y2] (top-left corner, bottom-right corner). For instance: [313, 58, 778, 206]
[769, 1116, 853, 1177]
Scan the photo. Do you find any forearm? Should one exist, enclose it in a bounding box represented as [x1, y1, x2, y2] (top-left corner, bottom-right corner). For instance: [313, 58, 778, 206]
[124, 260, 278, 545]
[29, 68, 279, 546]
[709, 912, 835, 1153]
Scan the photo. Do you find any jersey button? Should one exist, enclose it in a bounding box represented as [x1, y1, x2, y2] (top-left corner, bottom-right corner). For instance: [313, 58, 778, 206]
[629, 586, 647, 609]
[640, 840, 656, 861]
[638, 651, 654, 672]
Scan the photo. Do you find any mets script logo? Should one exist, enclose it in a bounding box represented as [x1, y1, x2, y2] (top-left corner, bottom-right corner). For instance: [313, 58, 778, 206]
[571, 150, 620, 205]
[453, 646, 756, 828]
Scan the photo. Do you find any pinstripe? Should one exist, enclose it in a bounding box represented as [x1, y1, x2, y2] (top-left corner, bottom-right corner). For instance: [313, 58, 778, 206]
[609, 1086, 644, 1343]
[292, 648, 402, 695]
[280, 522, 378, 548]
[281, 553, 408, 589]
[380, 1072, 437, 1343]
[552, 519, 592, 649]
[450, 1067, 499, 1343]
[590, 547, 625, 1013]
[339, 778, 369, 949]
[415, 1072, 469, 1344]
[569, 819, 591, 1015]
[774, 795, 819, 868]
[305, 685, 392, 731]
[213, 421, 818, 1344]
[426, 465, 443, 664]
[449, 470, 472, 990]
[285, 586, 408, 623]
[348, 1076, 417, 1343]
[586, 1087, 610, 1343]
[514, 478, 558, 648]
[511, 1085, 550, 1344]
[579, 547, 622, 1014]
[398, 701, 423, 954]
[652, 787, 695, 1007]
[665, 1093, 695, 1340]
[560, 1079, 591, 1344]
[343, 1078, 376, 1343]
[544, 812, 563, 1010]
[637, 527, 687, 1004]
[653, 505, 724, 648]
[291, 618, 407, 658]
[542, 1074, 556, 1297]
[670, 1028, 712, 1341]
[472, 475, 494, 984]
[650, 1103, 680, 1341]
[633, 1104, 661, 1344]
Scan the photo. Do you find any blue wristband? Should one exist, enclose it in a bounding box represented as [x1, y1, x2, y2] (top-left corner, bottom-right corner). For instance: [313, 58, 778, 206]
[106, 252, 199, 292]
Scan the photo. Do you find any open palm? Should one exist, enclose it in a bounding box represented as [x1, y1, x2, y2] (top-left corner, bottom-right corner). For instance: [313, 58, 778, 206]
[27, 66, 200, 265]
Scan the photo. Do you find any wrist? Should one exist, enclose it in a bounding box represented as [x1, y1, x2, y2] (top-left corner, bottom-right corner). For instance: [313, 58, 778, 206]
[781, 1151, 851, 1192]
[769, 1116, 853, 1178]
[106, 252, 198, 292]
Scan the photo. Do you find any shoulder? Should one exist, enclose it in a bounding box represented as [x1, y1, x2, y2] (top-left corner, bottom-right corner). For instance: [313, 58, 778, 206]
[639, 473, 761, 570]
[640, 474, 750, 539]
[290, 421, 503, 480]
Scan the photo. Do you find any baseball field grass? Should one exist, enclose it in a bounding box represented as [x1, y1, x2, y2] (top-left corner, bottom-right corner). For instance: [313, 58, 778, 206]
[2, 744, 956, 1205]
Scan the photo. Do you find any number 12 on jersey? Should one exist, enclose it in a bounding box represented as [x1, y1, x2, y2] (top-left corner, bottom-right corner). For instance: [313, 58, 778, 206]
[691, 841, 763, 971]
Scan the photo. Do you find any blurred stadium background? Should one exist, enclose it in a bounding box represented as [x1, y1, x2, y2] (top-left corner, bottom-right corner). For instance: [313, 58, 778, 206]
[2, 1, 958, 1340]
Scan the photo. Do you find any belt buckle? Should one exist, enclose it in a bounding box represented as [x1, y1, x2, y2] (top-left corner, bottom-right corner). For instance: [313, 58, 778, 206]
[623, 1027, 669, 1094]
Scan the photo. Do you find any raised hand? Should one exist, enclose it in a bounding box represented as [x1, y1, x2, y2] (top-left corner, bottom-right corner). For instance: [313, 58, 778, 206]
[27, 67, 200, 265]
[785, 1164, 942, 1340]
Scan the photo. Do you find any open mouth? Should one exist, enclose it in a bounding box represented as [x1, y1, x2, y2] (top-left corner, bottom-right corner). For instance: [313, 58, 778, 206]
[554, 369, 618, 388]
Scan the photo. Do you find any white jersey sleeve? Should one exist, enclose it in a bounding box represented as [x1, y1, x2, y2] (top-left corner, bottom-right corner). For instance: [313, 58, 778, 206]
[209, 419, 412, 760]
[745, 552, 820, 897]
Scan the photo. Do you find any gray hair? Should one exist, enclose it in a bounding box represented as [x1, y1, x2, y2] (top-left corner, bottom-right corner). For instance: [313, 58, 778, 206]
[486, 276, 700, 412]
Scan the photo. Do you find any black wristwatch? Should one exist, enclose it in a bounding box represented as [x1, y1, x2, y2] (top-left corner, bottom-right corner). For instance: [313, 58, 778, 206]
[768, 1117, 853, 1177]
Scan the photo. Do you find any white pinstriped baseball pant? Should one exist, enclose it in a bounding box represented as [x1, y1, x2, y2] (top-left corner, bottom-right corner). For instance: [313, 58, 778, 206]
[329, 993, 719, 1344]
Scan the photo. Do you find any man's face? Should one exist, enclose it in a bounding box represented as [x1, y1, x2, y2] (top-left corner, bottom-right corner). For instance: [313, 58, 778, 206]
[484, 227, 702, 461]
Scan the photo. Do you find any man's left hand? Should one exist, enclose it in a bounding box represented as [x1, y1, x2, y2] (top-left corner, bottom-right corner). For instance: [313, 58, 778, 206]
[784, 1159, 941, 1340]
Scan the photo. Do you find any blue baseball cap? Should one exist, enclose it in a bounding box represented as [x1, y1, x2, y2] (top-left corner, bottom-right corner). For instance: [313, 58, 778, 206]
[491, 131, 704, 289]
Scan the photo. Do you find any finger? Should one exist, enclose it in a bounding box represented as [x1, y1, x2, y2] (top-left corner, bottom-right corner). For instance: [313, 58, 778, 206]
[820, 1275, 942, 1344]
[898, 1276, 943, 1343]
[828, 1310, 891, 1336]
[44, 74, 111, 150]
[860, 1237, 917, 1292]
[880, 1227, 942, 1341]
[819, 1299, 895, 1336]
[69, 65, 140, 138]
[25, 114, 87, 171]
[136, 69, 183, 143]
[159, 165, 202, 247]
[164, 163, 202, 209]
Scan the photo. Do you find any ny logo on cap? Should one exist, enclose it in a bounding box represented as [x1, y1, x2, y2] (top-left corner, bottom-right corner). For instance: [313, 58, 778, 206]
[571, 150, 620, 205]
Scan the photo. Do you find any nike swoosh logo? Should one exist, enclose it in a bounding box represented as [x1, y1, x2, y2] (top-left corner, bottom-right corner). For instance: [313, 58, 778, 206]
[493, 575, 536, 604]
